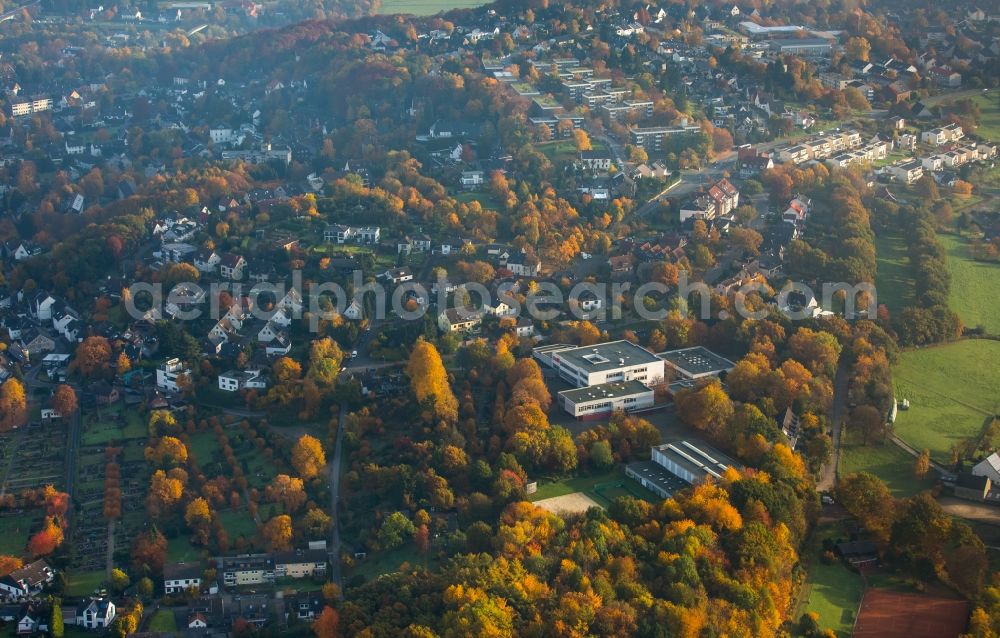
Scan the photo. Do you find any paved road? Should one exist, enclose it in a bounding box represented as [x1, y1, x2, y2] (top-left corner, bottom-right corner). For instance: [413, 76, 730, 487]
[328, 403, 347, 598]
[889, 434, 954, 478]
[817, 355, 851, 492]
[938, 496, 1000, 524]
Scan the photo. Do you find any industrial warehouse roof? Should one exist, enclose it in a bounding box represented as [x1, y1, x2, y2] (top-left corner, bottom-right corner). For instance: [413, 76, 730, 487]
[626, 461, 688, 496]
[658, 346, 736, 378]
[559, 379, 651, 404]
[653, 440, 738, 483]
[550, 340, 662, 372]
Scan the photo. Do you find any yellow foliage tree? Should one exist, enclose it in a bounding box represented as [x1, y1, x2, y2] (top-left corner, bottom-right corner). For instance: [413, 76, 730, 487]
[291, 434, 327, 479]
[407, 339, 458, 423]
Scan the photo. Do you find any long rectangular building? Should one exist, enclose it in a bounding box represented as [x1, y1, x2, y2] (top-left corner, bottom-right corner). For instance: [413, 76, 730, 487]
[534, 340, 665, 388]
[558, 380, 654, 419]
[658, 347, 735, 380]
[627, 440, 738, 498]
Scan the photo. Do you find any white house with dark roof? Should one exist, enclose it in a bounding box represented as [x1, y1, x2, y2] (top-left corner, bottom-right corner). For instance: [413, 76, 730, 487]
[75, 598, 116, 629]
[164, 562, 202, 594]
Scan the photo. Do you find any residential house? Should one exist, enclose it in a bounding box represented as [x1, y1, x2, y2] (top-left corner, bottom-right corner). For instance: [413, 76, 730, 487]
[286, 596, 324, 622]
[438, 307, 485, 333]
[218, 369, 268, 392]
[193, 249, 221, 273]
[887, 159, 924, 184]
[20, 331, 56, 362]
[921, 123, 964, 145]
[156, 358, 190, 392]
[514, 317, 535, 338]
[272, 549, 328, 579]
[378, 268, 413, 285]
[0, 560, 55, 599]
[221, 555, 275, 587]
[343, 300, 364, 321]
[219, 253, 246, 280]
[164, 562, 202, 594]
[75, 599, 116, 630]
[323, 224, 353, 244]
[12, 241, 43, 261]
[736, 146, 773, 177]
[505, 253, 541, 277]
[607, 254, 636, 276]
[460, 171, 484, 188]
[578, 151, 613, 171]
[484, 298, 516, 318]
[15, 602, 48, 635]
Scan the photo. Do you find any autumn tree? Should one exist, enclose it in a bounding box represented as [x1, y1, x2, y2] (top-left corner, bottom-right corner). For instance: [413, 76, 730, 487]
[306, 338, 344, 387]
[0, 555, 22, 577]
[131, 528, 168, 576]
[0, 378, 27, 431]
[914, 449, 931, 480]
[262, 514, 294, 551]
[110, 568, 130, 593]
[674, 379, 734, 438]
[379, 511, 416, 551]
[573, 129, 592, 152]
[27, 517, 64, 556]
[407, 339, 459, 423]
[265, 474, 307, 512]
[291, 434, 326, 479]
[72, 336, 113, 379]
[301, 508, 332, 537]
[147, 470, 185, 517]
[184, 497, 213, 545]
[313, 606, 339, 638]
[145, 436, 189, 467]
[51, 384, 78, 417]
[851, 405, 886, 445]
[837, 472, 895, 541]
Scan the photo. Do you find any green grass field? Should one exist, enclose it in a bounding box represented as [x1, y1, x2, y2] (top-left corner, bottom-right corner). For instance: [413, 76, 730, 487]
[940, 234, 1000, 334]
[167, 534, 202, 563]
[453, 190, 502, 211]
[347, 544, 427, 581]
[148, 609, 178, 632]
[537, 139, 609, 164]
[0, 514, 37, 555]
[81, 408, 146, 446]
[875, 232, 915, 313]
[216, 509, 258, 541]
[187, 432, 223, 470]
[798, 526, 864, 637]
[892, 340, 1000, 463]
[377, 0, 486, 15]
[838, 431, 937, 497]
[970, 92, 1000, 141]
[530, 466, 660, 505]
[66, 570, 107, 597]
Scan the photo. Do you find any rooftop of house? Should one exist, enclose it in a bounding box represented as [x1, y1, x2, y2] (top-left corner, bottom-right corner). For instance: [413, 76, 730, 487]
[164, 562, 203, 581]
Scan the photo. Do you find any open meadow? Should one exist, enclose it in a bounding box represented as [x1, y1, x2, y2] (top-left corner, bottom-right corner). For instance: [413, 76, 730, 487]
[940, 234, 1000, 335]
[875, 231, 915, 313]
[891, 340, 1000, 463]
